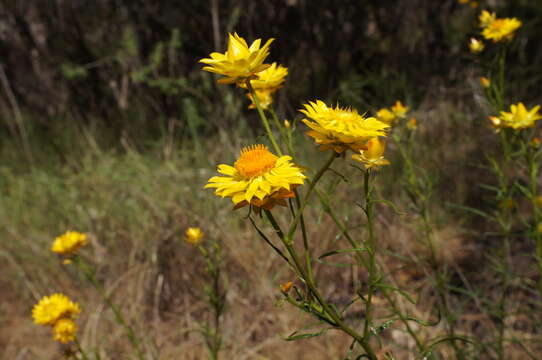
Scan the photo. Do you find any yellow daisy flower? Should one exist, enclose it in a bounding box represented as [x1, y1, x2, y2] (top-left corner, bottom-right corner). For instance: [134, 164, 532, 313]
[478, 10, 496, 28]
[498, 102, 542, 130]
[32, 293, 81, 326]
[469, 37, 485, 53]
[300, 100, 389, 153]
[241, 62, 288, 91]
[352, 138, 390, 170]
[482, 17, 521, 42]
[205, 145, 306, 210]
[53, 318, 77, 344]
[406, 118, 418, 130]
[185, 227, 204, 245]
[376, 108, 397, 124]
[391, 100, 409, 118]
[51, 231, 88, 255]
[199, 33, 274, 85]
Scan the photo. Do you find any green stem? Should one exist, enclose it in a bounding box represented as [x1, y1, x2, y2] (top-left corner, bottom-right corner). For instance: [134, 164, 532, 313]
[362, 171, 376, 340]
[75, 258, 145, 360]
[264, 210, 377, 359]
[286, 151, 337, 242]
[246, 80, 282, 156]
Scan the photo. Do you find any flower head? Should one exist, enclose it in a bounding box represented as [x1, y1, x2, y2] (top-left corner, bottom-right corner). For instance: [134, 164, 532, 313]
[32, 293, 81, 326]
[51, 231, 88, 255]
[480, 77, 490, 88]
[53, 318, 77, 343]
[185, 227, 204, 245]
[391, 101, 409, 118]
[376, 108, 397, 124]
[300, 100, 389, 153]
[469, 37, 485, 53]
[498, 102, 542, 130]
[241, 62, 288, 91]
[280, 281, 293, 294]
[352, 138, 390, 170]
[247, 88, 275, 109]
[482, 17, 521, 42]
[406, 118, 418, 130]
[205, 145, 306, 210]
[199, 33, 274, 85]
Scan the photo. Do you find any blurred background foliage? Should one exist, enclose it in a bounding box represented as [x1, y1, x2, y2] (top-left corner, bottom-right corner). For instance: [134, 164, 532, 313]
[1, 0, 541, 168]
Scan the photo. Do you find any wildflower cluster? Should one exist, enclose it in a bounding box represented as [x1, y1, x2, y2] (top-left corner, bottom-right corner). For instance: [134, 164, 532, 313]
[51, 230, 88, 256]
[32, 293, 80, 343]
[490, 102, 542, 131]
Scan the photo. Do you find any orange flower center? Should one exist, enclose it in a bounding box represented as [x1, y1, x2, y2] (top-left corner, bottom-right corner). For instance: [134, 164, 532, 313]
[234, 145, 277, 178]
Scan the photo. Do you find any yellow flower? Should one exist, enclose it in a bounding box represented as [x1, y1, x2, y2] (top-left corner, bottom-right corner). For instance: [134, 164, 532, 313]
[498, 102, 542, 130]
[480, 77, 490, 88]
[391, 100, 409, 118]
[300, 100, 389, 153]
[479, 10, 496, 28]
[185, 227, 204, 245]
[531, 137, 541, 148]
[241, 62, 288, 91]
[205, 145, 306, 210]
[489, 116, 502, 130]
[352, 138, 390, 170]
[53, 318, 77, 344]
[458, 0, 469, 4]
[199, 33, 274, 85]
[280, 281, 293, 294]
[247, 88, 275, 110]
[376, 108, 396, 124]
[51, 231, 88, 255]
[469, 38, 485, 53]
[406, 118, 418, 130]
[32, 293, 81, 326]
[482, 17, 521, 42]
[470, 1, 478, 8]
[284, 119, 291, 129]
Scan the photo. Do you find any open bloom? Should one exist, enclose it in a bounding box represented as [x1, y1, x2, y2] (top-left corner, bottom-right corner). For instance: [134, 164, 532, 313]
[32, 293, 81, 326]
[352, 138, 390, 170]
[185, 227, 204, 245]
[300, 100, 389, 153]
[199, 33, 274, 85]
[391, 100, 409, 118]
[469, 37, 485, 53]
[205, 145, 306, 210]
[498, 102, 542, 130]
[247, 88, 275, 110]
[481, 16, 521, 42]
[51, 231, 88, 255]
[53, 318, 77, 343]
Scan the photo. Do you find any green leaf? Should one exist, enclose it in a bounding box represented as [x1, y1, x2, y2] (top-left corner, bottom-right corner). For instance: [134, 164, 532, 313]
[283, 327, 330, 341]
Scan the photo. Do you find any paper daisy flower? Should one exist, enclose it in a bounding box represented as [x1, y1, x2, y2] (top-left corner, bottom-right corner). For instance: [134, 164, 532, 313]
[482, 17, 521, 42]
[199, 33, 274, 85]
[352, 138, 390, 170]
[498, 102, 542, 130]
[53, 318, 78, 343]
[391, 100, 409, 118]
[478, 10, 496, 28]
[32, 293, 81, 326]
[300, 100, 389, 153]
[469, 37, 485, 53]
[51, 231, 88, 255]
[376, 108, 397, 124]
[205, 145, 306, 210]
[241, 62, 288, 91]
[185, 227, 204, 245]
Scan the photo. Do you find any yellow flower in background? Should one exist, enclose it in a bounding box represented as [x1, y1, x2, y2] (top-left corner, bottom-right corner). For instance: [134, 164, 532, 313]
[391, 100, 409, 118]
[498, 102, 542, 130]
[32, 293, 81, 326]
[531, 137, 541, 148]
[352, 138, 390, 170]
[376, 108, 396, 124]
[406, 118, 418, 130]
[199, 33, 274, 85]
[53, 318, 77, 343]
[280, 281, 293, 294]
[480, 77, 490, 88]
[300, 100, 389, 153]
[51, 231, 88, 255]
[241, 62, 288, 91]
[185, 227, 204, 245]
[247, 88, 275, 109]
[488, 116, 502, 131]
[482, 17, 521, 42]
[479, 10, 496, 28]
[458, 0, 469, 4]
[205, 145, 306, 210]
[469, 37, 485, 53]
[470, 1, 478, 8]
